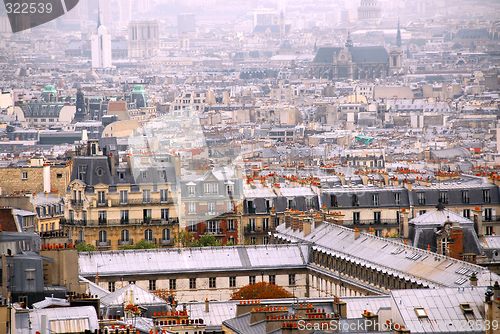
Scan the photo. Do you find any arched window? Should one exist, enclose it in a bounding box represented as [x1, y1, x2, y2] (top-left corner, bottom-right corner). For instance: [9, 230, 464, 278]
[99, 230, 107, 243]
[121, 230, 130, 242]
[162, 228, 170, 241]
[145, 229, 153, 241]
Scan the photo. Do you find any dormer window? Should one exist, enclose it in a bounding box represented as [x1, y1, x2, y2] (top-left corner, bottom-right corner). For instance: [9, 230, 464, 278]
[188, 185, 195, 196]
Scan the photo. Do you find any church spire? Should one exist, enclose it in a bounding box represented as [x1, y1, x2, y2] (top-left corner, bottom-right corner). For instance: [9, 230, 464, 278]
[97, 3, 101, 28]
[396, 18, 401, 47]
[345, 29, 353, 48]
[345, 16, 353, 48]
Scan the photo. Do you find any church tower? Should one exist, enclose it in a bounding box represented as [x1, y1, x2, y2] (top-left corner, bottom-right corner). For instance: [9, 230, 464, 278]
[91, 7, 112, 69]
[396, 18, 402, 47]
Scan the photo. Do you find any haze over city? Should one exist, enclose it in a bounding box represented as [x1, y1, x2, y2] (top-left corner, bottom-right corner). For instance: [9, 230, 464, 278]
[0, 0, 500, 333]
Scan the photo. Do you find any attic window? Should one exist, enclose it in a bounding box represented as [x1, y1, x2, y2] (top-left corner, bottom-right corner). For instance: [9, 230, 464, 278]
[414, 307, 428, 318]
[460, 303, 473, 314]
[119, 172, 125, 180]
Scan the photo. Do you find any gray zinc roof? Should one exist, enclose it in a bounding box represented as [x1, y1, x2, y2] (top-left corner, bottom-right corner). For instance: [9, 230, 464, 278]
[78, 244, 309, 277]
[100, 283, 168, 307]
[29, 306, 99, 334]
[391, 287, 487, 334]
[409, 208, 472, 225]
[274, 222, 500, 288]
[482, 236, 500, 249]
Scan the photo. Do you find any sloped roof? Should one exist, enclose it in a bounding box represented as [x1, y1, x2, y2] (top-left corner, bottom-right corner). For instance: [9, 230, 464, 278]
[409, 208, 472, 225]
[78, 244, 309, 277]
[32, 297, 70, 309]
[313, 46, 389, 64]
[350, 46, 389, 63]
[429, 147, 471, 159]
[100, 284, 168, 307]
[392, 287, 488, 333]
[274, 222, 500, 288]
[312, 47, 343, 63]
[28, 306, 99, 334]
[79, 275, 110, 299]
[482, 236, 500, 249]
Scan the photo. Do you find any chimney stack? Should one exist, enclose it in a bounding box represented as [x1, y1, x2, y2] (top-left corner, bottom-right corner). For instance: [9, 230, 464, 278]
[469, 272, 477, 286]
[205, 298, 209, 313]
[354, 227, 360, 240]
[43, 164, 51, 193]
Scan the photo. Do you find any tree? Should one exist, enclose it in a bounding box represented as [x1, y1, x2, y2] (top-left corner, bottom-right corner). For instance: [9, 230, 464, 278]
[122, 239, 158, 250]
[197, 234, 222, 247]
[76, 243, 96, 252]
[230, 282, 294, 300]
[173, 230, 197, 247]
[152, 288, 177, 303]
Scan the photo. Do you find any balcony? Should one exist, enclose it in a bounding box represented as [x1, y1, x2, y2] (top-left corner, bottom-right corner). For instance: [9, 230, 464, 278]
[204, 228, 224, 235]
[70, 200, 84, 209]
[160, 238, 174, 246]
[61, 218, 179, 227]
[118, 238, 134, 246]
[143, 238, 157, 245]
[110, 198, 171, 207]
[483, 215, 500, 222]
[342, 219, 399, 227]
[95, 240, 111, 248]
[245, 227, 270, 233]
[40, 229, 68, 238]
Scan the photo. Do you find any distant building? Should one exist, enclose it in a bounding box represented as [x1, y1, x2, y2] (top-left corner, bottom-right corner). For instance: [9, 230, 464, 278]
[90, 8, 111, 68]
[128, 21, 159, 59]
[357, 0, 382, 24]
[91, 20, 112, 68]
[118, 0, 132, 26]
[177, 13, 196, 35]
[310, 41, 390, 80]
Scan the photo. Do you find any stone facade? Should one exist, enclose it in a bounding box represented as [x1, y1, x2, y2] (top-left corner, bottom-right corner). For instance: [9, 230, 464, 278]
[0, 161, 72, 196]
